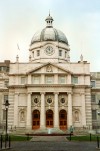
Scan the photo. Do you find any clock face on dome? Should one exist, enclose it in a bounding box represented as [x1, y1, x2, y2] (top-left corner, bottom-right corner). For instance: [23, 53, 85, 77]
[45, 46, 54, 55]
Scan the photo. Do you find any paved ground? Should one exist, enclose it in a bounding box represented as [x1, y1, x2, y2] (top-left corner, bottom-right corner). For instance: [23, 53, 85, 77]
[10, 141, 98, 151]
[30, 136, 67, 141]
[0, 136, 99, 151]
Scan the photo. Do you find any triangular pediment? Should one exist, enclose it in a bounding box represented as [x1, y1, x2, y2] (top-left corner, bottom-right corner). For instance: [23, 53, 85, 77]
[27, 63, 73, 75]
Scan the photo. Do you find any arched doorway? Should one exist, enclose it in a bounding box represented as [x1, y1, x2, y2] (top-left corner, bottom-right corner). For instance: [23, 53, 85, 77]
[59, 110, 67, 130]
[32, 110, 40, 129]
[46, 109, 53, 128]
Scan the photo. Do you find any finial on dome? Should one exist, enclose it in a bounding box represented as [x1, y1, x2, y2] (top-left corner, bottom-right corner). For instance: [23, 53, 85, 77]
[45, 12, 54, 27]
[49, 10, 50, 16]
[16, 55, 19, 63]
[80, 54, 83, 62]
[29, 55, 32, 62]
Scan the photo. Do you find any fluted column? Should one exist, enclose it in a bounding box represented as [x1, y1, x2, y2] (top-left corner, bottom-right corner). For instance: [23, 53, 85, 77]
[68, 92, 72, 127]
[40, 92, 45, 129]
[54, 92, 59, 128]
[26, 93, 32, 128]
[81, 93, 86, 126]
[14, 93, 19, 127]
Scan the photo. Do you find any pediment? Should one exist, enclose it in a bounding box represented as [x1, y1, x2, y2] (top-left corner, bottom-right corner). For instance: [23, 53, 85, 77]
[27, 63, 73, 75]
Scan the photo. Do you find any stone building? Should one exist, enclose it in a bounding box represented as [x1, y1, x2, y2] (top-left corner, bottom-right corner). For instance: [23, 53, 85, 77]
[0, 60, 10, 128]
[1, 14, 98, 132]
[91, 72, 100, 129]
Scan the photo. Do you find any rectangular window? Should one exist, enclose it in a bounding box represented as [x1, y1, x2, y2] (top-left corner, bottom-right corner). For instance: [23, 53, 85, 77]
[91, 94, 96, 102]
[3, 110, 6, 120]
[58, 76, 66, 84]
[65, 51, 67, 58]
[33, 76, 40, 84]
[46, 76, 53, 84]
[37, 50, 40, 56]
[32, 51, 34, 58]
[72, 76, 78, 84]
[91, 81, 95, 87]
[4, 80, 9, 87]
[4, 95, 8, 102]
[21, 77, 26, 84]
[59, 50, 62, 56]
[92, 110, 97, 120]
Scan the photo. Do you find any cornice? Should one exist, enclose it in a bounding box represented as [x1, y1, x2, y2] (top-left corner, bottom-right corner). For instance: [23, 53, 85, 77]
[0, 89, 9, 92]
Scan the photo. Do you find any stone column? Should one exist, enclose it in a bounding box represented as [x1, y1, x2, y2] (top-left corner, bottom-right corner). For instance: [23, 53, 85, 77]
[14, 93, 19, 127]
[54, 92, 59, 128]
[28, 74, 31, 84]
[67, 75, 71, 84]
[81, 93, 86, 126]
[54, 75, 58, 84]
[68, 92, 72, 127]
[26, 93, 32, 128]
[40, 92, 45, 129]
[41, 75, 45, 84]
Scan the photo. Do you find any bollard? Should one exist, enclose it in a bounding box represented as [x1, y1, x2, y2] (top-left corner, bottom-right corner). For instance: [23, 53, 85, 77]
[97, 136, 100, 149]
[27, 134, 29, 141]
[90, 133, 91, 141]
[9, 136, 11, 148]
[5, 135, 7, 148]
[69, 133, 71, 141]
[1, 135, 2, 149]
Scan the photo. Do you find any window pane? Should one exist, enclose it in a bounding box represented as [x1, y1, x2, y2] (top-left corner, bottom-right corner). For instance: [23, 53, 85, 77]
[46, 76, 53, 84]
[37, 50, 40, 56]
[4, 95, 8, 102]
[59, 50, 62, 56]
[21, 77, 26, 84]
[91, 95, 96, 102]
[91, 81, 95, 87]
[72, 76, 78, 84]
[3, 110, 6, 120]
[4, 81, 9, 87]
[33, 76, 40, 84]
[59, 76, 65, 84]
[92, 110, 97, 120]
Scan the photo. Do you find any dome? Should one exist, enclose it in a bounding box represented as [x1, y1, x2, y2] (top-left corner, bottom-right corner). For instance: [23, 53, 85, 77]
[31, 14, 69, 45]
[31, 28, 68, 45]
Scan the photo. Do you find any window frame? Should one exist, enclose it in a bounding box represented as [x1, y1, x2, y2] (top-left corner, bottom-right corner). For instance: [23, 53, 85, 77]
[37, 50, 40, 56]
[45, 75, 54, 84]
[58, 75, 66, 84]
[91, 80, 96, 87]
[59, 50, 62, 56]
[21, 77, 26, 84]
[72, 76, 78, 84]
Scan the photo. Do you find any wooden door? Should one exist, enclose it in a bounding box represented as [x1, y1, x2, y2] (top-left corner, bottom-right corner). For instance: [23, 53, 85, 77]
[32, 110, 40, 129]
[59, 110, 67, 130]
[46, 110, 53, 128]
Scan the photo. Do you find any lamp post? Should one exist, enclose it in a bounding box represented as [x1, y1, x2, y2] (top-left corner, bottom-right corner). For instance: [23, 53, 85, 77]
[3, 100, 10, 138]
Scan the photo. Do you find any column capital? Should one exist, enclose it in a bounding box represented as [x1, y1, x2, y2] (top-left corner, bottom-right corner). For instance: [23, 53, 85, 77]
[67, 92, 73, 95]
[54, 92, 59, 95]
[40, 92, 45, 95]
[27, 92, 32, 95]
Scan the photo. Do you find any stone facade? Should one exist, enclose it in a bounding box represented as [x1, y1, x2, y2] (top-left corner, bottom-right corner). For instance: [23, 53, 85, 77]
[0, 14, 99, 132]
[91, 72, 100, 129]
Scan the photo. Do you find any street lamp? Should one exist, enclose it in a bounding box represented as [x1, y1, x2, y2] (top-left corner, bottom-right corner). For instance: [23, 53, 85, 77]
[3, 100, 10, 138]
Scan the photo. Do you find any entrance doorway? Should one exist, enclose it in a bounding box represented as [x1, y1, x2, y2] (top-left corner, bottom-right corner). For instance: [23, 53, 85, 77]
[46, 109, 53, 128]
[59, 110, 67, 130]
[32, 110, 40, 129]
